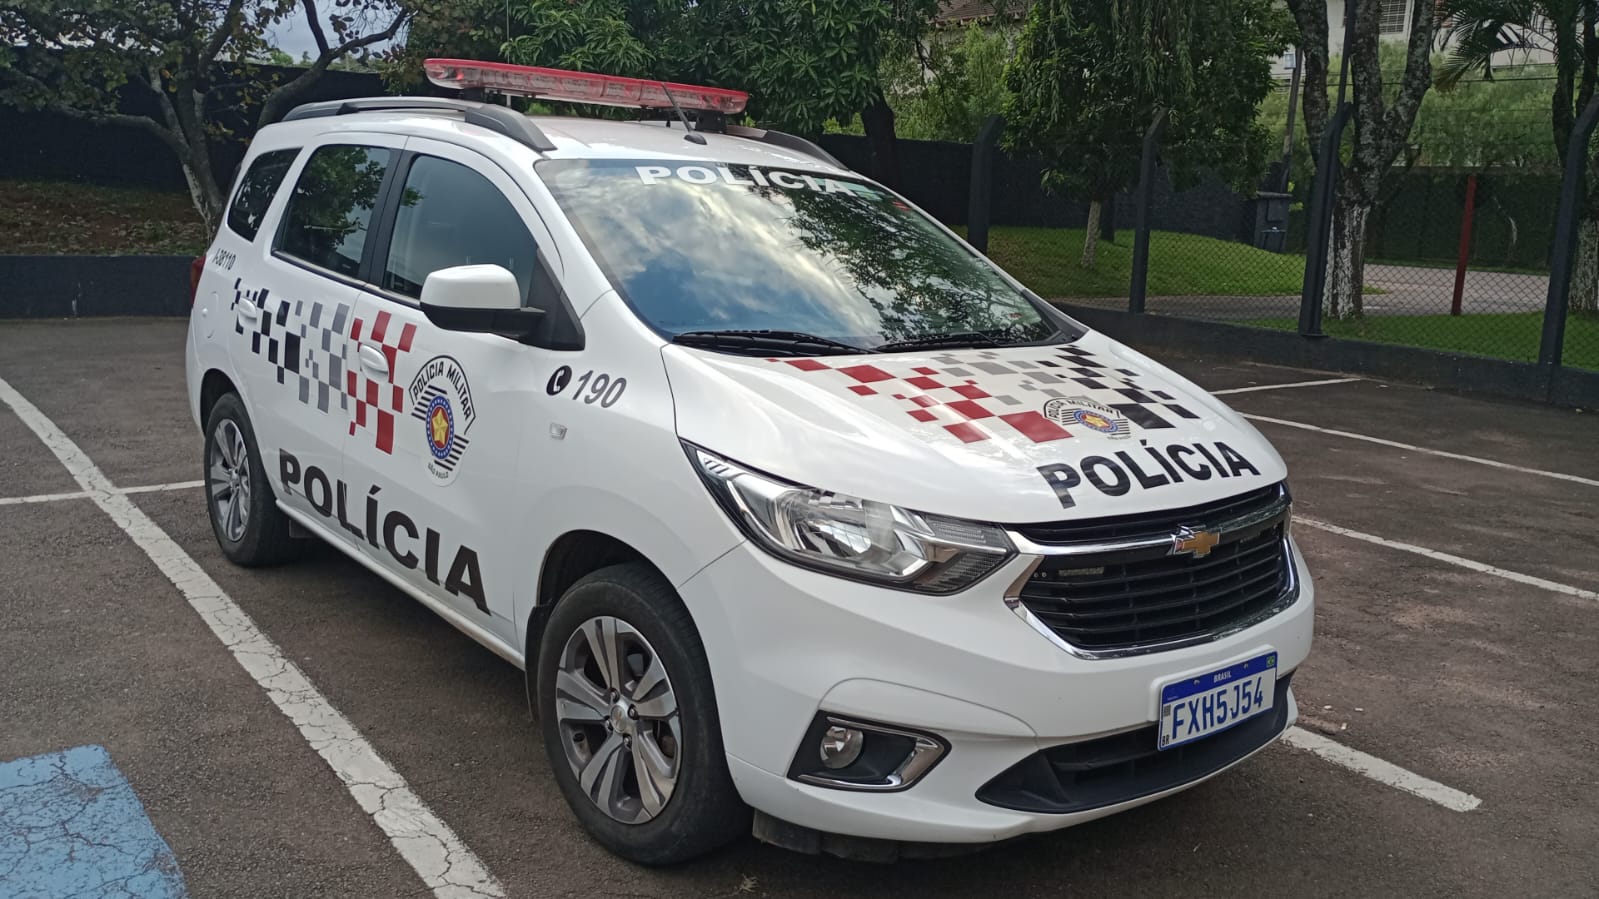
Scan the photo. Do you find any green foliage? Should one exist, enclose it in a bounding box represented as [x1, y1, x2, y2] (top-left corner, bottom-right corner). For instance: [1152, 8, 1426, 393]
[1415, 65, 1558, 168]
[1001, 0, 1291, 203]
[0, 0, 409, 226]
[1258, 47, 1558, 185]
[401, 0, 940, 135]
[502, 0, 653, 75]
[0, 1, 252, 117]
[1436, 0, 1589, 166]
[884, 23, 1012, 142]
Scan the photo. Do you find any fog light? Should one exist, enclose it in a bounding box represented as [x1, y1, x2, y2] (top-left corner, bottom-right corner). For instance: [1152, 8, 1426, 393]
[819, 725, 864, 769]
[788, 713, 948, 792]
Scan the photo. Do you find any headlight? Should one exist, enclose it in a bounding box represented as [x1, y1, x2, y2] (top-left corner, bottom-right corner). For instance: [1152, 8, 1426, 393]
[688, 445, 1014, 593]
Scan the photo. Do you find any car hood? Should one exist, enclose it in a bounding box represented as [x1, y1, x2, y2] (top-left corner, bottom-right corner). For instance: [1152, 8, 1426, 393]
[663, 332, 1286, 524]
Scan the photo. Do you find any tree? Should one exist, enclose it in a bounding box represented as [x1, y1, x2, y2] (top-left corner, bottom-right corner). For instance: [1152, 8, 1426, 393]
[1287, 0, 1442, 318]
[1438, 0, 1599, 310]
[1003, 0, 1291, 269]
[880, 22, 1013, 142]
[401, 0, 937, 178]
[0, 0, 411, 231]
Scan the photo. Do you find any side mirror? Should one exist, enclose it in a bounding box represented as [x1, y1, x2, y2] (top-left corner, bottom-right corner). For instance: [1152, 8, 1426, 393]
[419, 264, 544, 340]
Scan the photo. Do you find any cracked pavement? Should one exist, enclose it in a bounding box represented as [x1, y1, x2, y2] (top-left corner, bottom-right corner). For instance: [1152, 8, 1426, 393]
[0, 745, 185, 898]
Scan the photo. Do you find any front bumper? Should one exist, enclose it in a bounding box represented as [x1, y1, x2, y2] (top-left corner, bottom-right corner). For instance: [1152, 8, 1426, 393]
[676, 536, 1314, 844]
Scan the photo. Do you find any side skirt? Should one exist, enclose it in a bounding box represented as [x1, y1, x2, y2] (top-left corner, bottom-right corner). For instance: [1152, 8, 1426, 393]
[277, 501, 527, 670]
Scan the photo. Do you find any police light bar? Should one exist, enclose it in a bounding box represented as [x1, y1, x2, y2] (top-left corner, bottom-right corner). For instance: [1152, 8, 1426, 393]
[424, 59, 749, 115]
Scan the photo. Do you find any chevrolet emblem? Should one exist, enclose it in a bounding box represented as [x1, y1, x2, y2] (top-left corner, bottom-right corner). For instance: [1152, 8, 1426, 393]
[1173, 527, 1220, 558]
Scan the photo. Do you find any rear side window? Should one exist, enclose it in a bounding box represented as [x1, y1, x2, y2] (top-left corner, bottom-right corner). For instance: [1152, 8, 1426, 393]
[225, 148, 299, 241]
[381, 155, 539, 300]
[276, 144, 394, 277]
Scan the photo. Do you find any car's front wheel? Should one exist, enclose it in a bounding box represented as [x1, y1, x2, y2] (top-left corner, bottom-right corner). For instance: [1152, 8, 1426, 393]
[203, 393, 300, 566]
[537, 563, 748, 864]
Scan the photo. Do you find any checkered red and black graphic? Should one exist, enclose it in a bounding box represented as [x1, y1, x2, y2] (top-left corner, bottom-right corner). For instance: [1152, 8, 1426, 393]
[772, 344, 1201, 445]
[346, 310, 417, 455]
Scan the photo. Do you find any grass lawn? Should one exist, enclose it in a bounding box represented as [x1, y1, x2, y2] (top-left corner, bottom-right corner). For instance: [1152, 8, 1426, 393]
[964, 226, 1307, 298]
[1243, 311, 1599, 369]
[0, 180, 207, 255]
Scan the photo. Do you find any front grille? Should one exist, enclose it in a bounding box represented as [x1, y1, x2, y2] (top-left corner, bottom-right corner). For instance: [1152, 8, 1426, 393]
[976, 672, 1293, 814]
[1012, 484, 1294, 653]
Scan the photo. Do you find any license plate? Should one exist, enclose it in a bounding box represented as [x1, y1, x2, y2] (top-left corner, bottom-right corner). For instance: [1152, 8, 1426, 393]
[1157, 652, 1276, 750]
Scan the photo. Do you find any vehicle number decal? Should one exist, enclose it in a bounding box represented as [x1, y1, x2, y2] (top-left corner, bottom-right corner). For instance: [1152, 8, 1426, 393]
[211, 247, 236, 270]
[548, 366, 626, 408]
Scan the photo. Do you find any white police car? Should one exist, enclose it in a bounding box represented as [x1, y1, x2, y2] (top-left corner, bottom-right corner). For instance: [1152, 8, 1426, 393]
[185, 59, 1314, 864]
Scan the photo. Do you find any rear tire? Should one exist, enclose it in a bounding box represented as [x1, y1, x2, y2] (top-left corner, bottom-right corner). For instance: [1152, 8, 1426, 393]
[537, 563, 748, 864]
[203, 393, 300, 566]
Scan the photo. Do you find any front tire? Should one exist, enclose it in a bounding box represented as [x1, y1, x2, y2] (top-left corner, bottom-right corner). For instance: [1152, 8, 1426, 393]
[203, 393, 300, 566]
[537, 563, 748, 864]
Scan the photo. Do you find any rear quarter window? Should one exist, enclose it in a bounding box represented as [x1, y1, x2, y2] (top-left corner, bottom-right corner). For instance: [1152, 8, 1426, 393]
[225, 148, 299, 242]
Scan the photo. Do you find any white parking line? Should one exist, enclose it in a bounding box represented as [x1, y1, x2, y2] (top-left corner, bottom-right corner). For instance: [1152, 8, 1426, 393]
[0, 489, 91, 507]
[1245, 414, 1599, 488]
[1296, 517, 1599, 603]
[0, 377, 505, 899]
[0, 480, 203, 507]
[1282, 727, 1482, 812]
[120, 479, 204, 495]
[1211, 377, 1362, 395]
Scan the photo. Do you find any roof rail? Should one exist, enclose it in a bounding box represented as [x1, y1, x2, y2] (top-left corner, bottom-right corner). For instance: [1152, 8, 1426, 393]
[281, 96, 556, 152]
[724, 124, 845, 169]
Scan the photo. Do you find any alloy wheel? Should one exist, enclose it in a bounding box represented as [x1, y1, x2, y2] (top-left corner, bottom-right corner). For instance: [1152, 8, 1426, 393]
[208, 418, 252, 542]
[554, 616, 682, 824]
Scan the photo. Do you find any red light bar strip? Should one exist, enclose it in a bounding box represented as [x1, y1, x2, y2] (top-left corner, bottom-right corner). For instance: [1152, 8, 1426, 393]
[424, 59, 748, 115]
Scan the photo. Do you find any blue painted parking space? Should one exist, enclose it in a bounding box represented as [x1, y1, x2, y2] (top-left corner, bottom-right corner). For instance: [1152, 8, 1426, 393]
[0, 745, 187, 898]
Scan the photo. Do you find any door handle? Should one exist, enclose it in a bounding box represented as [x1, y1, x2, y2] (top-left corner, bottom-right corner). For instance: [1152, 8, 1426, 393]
[236, 302, 260, 322]
[358, 343, 389, 376]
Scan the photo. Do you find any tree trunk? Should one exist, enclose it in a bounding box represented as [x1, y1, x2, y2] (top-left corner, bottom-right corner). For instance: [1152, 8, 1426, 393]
[177, 142, 224, 234]
[1489, 196, 1519, 268]
[860, 90, 901, 189]
[1325, 198, 1370, 320]
[1082, 199, 1102, 269]
[1573, 217, 1599, 315]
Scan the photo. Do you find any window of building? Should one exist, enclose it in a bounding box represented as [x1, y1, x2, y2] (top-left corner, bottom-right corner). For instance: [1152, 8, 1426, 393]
[1379, 0, 1410, 34]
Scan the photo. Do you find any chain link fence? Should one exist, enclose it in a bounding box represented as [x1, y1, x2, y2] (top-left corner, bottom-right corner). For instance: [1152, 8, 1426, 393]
[961, 103, 1598, 375]
[1286, 168, 1560, 365]
[1554, 119, 1599, 370]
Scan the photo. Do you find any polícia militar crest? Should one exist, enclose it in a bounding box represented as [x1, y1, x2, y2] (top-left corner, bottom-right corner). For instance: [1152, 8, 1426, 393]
[1043, 396, 1131, 439]
[408, 355, 475, 484]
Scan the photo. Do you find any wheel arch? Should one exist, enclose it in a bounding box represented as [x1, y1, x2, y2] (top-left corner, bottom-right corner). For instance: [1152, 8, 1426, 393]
[199, 369, 239, 426]
[526, 530, 669, 664]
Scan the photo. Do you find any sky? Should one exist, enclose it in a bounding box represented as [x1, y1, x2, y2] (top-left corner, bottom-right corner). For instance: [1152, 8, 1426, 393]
[262, 13, 402, 62]
[262, 16, 320, 61]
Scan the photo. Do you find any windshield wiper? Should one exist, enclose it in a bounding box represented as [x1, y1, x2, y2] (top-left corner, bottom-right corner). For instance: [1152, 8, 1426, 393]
[672, 329, 871, 357]
[876, 331, 1006, 353]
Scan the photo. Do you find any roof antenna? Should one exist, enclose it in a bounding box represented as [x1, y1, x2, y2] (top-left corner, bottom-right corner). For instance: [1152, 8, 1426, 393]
[660, 83, 708, 145]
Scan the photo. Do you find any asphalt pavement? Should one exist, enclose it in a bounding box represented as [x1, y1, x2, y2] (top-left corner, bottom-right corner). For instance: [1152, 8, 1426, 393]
[2, 318, 1596, 898]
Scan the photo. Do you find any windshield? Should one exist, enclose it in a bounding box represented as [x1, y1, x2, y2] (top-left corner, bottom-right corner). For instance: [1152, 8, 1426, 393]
[536, 158, 1077, 351]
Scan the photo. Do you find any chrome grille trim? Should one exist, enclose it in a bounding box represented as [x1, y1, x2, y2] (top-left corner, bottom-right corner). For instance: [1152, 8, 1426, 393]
[1002, 485, 1299, 660]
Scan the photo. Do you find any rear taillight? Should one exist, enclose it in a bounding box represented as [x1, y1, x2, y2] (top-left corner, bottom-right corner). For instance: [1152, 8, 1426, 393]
[189, 256, 205, 307]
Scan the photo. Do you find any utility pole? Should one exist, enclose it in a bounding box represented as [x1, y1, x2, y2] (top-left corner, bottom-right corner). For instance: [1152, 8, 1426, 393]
[1280, 47, 1302, 193]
